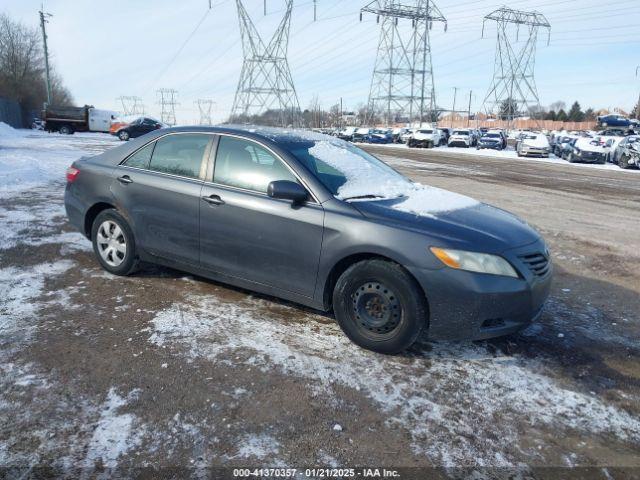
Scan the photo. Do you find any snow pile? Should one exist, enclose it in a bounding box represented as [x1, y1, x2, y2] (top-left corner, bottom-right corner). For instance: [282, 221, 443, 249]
[309, 141, 479, 215]
[0, 122, 25, 138]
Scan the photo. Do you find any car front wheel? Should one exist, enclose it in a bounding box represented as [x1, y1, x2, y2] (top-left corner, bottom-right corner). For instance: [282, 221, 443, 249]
[91, 209, 138, 276]
[332, 260, 427, 354]
[118, 130, 130, 141]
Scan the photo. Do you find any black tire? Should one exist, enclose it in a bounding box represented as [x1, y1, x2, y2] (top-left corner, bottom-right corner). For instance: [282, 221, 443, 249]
[91, 209, 138, 276]
[118, 130, 130, 141]
[59, 124, 74, 135]
[332, 260, 427, 354]
[619, 154, 631, 169]
[408, 139, 415, 148]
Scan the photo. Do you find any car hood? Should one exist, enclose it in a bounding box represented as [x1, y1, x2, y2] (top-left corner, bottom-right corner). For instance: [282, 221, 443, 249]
[352, 198, 541, 253]
[480, 137, 501, 143]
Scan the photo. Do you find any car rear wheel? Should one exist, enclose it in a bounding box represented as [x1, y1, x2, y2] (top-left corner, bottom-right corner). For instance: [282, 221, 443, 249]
[91, 209, 138, 276]
[59, 125, 74, 135]
[619, 154, 631, 169]
[332, 260, 427, 354]
[118, 130, 130, 141]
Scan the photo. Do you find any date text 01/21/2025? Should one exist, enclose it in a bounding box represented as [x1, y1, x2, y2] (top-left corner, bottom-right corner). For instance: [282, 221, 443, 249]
[232, 468, 401, 478]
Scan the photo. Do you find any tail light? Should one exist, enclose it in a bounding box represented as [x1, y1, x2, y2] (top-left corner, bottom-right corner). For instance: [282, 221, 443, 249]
[66, 166, 80, 183]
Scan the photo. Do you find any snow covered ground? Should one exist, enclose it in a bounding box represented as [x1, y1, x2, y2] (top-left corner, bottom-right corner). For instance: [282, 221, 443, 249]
[0, 123, 119, 193]
[373, 142, 640, 174]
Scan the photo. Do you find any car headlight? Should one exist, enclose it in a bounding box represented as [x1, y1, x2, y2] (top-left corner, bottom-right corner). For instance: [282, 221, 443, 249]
[430, 247, 519, 278]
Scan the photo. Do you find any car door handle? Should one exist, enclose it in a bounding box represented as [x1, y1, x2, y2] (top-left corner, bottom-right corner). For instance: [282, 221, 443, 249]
[117, 175, 133, 184]
[202, 194, 225, 206]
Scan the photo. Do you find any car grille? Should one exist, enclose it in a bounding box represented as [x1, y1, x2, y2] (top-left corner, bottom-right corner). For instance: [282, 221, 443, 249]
[519, 252, 551, 277]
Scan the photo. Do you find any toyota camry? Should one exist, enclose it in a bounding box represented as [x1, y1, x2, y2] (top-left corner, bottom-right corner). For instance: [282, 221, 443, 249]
[65, 126, 552, 354]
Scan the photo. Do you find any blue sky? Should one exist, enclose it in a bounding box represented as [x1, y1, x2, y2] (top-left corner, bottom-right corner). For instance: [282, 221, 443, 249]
[4, 0, 640, 123]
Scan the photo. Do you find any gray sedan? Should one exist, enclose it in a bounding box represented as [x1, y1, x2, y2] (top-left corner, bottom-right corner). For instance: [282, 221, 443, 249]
[65, 126, 552, 354]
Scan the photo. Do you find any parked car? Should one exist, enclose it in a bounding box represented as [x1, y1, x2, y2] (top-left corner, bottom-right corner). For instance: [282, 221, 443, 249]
[365, 129, 393, 144]
[337, 127, 358, 142]
[559, 138, 578, 160]
[567, 137, 609, 164]
[408, 128, 442, 148]
[448, 129, 474, 148]
[609, 135, 640, 169]
[391, 128, 410, 144]
[477, 131, 505, 151]
[64, 126, 552, 354]
[352, 127, 371, 143]
[516, 133, 550, 158]
[597, 114, 639, 129]
[113, 117, 164, 141]
[438, 128, 451, 146]
[552, 135, 576, 157]
[400, 129, 416, 144]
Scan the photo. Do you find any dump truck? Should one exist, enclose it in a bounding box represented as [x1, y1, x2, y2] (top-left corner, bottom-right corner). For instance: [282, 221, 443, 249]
[43, 105, 117, 134]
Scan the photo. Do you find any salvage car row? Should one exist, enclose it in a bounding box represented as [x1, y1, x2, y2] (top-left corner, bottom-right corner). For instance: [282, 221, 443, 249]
[328, 126, 640, 169]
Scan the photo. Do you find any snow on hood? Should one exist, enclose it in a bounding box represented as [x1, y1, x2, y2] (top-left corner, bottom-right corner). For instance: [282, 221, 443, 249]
[575, 137, 608, 152]
[521, 134, 549, 148]
[308, 141, 479, 216]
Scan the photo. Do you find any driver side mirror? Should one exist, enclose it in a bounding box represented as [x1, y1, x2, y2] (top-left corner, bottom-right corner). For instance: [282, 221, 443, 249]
[267, 180, 308, 204]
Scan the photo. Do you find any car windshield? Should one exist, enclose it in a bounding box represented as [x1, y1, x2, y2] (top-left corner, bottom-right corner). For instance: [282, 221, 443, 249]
[286, 139, 411, 200]
[484, 133, 501, 138]
[452, 130, 469, 135]
[418, 130, 433, 134]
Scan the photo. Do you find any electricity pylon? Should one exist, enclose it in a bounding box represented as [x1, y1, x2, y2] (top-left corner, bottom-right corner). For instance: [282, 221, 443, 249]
[157, 89, 179, 126]
[230, 0, 301, 127]
[481, 7, 551, 127]
[195, 99, 215, 125]
[361, 0, 447, 127]
[117, 96, 145, 116]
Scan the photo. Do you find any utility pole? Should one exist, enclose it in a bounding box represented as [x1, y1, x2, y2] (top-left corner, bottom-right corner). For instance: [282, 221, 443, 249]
[481, 7, 551, 130]
[39, 5, 53, 106]
[361, 0, 447, 127]
[231, 0, 301, 127]
[157, 89, 179, 126]
[467, 90, 472, 127]
[314, 0, 317, 21]
[451, 87, 458, 128]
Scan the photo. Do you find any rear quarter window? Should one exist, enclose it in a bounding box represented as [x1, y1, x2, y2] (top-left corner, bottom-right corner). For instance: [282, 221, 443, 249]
[124, 142, 155, 169]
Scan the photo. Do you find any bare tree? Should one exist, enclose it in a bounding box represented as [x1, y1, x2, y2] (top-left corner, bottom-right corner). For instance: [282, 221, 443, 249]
[0, 13, 73, 115]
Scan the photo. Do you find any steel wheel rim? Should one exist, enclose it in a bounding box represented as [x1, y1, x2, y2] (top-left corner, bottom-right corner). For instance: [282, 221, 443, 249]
[97, 220, 127, 267]
[351, 282, 402, 337]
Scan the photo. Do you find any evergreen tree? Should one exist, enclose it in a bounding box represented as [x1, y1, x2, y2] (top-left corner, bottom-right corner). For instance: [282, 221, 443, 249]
[544, 110, 557, 121]
[568, 101, 585, 122]
[499, 98, 519, 120]
[556, 109, 568, 122]
[584, 108, 596, 121]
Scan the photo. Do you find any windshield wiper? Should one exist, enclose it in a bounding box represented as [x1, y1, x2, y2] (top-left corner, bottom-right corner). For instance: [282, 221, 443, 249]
[343, 194, 386, 201]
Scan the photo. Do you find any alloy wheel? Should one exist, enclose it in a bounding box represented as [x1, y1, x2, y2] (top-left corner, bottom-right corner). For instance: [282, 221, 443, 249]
[96, 220, 127, 267]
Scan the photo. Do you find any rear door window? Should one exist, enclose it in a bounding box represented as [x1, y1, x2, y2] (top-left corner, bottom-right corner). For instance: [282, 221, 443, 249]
[124, 142, 155, 169]
[148, 134, 210, 179]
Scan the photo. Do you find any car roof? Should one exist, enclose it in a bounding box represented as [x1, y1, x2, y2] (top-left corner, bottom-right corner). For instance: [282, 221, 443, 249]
[159, 124, 334, 145]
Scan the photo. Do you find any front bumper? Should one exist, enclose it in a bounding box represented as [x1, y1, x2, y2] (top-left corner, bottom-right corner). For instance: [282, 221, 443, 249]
[478, 143, 502, 150]
[520, 147, 549, 157]
[408, 240, 553, 341]
[574, 151, 606, 163]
